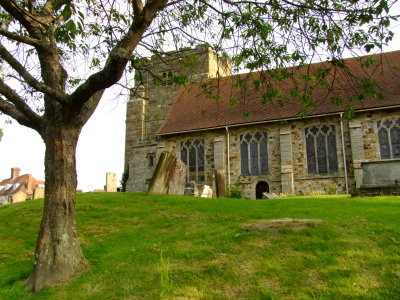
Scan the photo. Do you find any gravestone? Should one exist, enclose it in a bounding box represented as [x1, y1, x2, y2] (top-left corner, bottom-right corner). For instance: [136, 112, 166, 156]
[201, 185, 213, 198]
[168, 159, 187, 195]
[214, 170, 226, 198]
[262, 192, 280, 199]
[147, 152, 187, 195]
[184, 181, 199, 196]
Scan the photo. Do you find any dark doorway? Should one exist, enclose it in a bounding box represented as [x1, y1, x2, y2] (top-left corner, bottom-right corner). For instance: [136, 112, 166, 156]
[256, 181, 269, 199]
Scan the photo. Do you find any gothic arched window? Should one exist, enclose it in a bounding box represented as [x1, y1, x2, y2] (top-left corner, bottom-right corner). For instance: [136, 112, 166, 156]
[240, 132, 268, 175]
[180, 139, 205, 182]
[377, 118, 400, 159]
[305, 125, 338, 174]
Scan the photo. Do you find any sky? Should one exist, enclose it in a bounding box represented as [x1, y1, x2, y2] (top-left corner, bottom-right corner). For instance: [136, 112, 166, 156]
[0, 90, 127, 192]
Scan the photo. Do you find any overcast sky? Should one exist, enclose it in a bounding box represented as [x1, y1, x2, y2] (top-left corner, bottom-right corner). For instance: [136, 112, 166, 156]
[0, 89, 127, 192]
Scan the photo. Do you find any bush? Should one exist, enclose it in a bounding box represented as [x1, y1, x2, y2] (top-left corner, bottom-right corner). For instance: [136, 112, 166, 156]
[227, 184, 242, 198]
[120, 166, 129, 192]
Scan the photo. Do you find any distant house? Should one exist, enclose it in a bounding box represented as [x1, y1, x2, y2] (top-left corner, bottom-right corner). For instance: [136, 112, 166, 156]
[0, 168, 44, 205]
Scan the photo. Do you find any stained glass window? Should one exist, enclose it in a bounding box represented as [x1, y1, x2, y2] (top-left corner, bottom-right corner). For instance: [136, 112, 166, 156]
[180, 139, 205, 182]
[305, 125, 338, 174]
[377, 117, 400, 159]
[240, 141, 249, 175]
[240, 132, 268, 175]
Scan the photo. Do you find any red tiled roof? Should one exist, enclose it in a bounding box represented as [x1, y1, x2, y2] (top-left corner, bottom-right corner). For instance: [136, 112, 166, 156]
[157, 50, 400, 135]
[0, 173, 44, 196]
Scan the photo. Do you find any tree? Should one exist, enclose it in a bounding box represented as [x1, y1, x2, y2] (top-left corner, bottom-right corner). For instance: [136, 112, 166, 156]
[0, 0, 397, 292]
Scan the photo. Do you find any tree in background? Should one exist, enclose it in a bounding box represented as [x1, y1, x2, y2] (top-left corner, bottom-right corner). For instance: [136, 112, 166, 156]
[120, 166, 129, 192]
[0, 0, 397, 292]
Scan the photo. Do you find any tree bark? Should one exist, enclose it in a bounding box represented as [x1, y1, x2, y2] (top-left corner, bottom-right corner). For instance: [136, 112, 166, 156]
[25, 124, 88, 292]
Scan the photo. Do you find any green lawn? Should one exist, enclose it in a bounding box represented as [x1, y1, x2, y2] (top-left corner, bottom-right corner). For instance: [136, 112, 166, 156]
[0, 193, 399, 299]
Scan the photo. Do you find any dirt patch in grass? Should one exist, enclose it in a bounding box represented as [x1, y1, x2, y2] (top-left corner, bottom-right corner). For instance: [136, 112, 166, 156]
[243, 218, 324, 232]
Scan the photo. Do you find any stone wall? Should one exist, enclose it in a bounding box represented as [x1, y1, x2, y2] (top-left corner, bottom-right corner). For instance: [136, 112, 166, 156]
[349, 109, 400, 189]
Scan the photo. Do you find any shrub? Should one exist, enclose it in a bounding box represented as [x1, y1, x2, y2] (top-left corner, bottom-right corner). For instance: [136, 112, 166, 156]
[120, 166, 129, 192]
[227, 184, 242, 198]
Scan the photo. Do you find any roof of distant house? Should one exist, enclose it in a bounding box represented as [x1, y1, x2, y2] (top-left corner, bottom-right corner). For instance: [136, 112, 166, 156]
[157, 50, 400, 135]
[0, 172, 44, 196]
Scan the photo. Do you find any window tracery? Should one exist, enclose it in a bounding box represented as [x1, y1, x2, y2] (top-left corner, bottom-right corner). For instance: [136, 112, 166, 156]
[180, 139, 205, 182]
[377, 117, 400, 159]
[240, 132, 268, 175]
[305, 125, 338, 174]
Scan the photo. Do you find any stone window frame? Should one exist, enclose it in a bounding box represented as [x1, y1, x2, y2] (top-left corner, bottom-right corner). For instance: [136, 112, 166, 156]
[180, 139, 205, 183]
[239, 132, 269, 176]
[304, 123, 339, 175]
[376, 116, 400, 159]
[161, 70, 173, 86]
[147, 153, 156, 167]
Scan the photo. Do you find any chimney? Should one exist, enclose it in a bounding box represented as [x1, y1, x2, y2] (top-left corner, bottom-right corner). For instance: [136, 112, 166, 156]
[11, 167, 20, 179]
[26, 175, 34, 194]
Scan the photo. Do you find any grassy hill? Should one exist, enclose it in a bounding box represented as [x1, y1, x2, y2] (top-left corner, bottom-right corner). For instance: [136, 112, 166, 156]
[0, 193, 399, 299]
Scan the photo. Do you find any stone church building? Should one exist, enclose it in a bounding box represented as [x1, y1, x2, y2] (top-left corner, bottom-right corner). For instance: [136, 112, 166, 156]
[124, 45, 400, 198]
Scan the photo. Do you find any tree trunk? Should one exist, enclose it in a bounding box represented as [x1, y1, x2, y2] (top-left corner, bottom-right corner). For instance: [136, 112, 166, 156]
[25, 125, 88, 292]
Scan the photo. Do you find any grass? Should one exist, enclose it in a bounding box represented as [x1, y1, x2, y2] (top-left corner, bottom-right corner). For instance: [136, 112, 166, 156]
[0, 193, 399, 299]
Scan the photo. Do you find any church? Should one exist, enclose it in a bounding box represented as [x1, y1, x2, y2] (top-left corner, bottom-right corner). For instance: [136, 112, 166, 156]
[124, 45, 400, 198]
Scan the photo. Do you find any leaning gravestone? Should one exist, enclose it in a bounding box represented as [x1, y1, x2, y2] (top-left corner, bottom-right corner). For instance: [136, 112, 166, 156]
[147, 152, 186, 195]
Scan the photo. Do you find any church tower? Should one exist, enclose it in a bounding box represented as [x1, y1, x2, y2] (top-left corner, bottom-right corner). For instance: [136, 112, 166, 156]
[124, 44, 231, 191]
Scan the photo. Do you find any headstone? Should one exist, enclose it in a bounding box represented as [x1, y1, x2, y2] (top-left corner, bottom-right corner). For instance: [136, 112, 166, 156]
[147, 152, 188, 195]
[167, 159, 187, 195]
[147, 152, 177, 195]
[184, 181, 199, 196]
[262, 192, 280, 199]
[201, 185, 213, 198]
[214, 170, 226, 198]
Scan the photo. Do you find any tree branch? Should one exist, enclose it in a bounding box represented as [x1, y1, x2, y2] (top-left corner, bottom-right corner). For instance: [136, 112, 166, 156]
[0, 43, 68, 103]
[0, 80, 42, 130]
[0, 96, 35, 129]
[0, 0, 33, 30]
[0, 0, 48, 33]
[0, 28, 44, 48]
[132, 0, 144, 16]
[68, 0, 168, 106]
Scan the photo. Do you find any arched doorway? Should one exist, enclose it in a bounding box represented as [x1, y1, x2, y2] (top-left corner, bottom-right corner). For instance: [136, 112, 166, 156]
[256, 181, 269, 199]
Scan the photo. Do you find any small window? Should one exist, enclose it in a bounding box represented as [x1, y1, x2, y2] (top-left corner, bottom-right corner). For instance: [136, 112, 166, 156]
[240, 132, 268, 175]
[147, 153, 156, 167]
[161, 71, 173, 86]
[305, 125, 338, 174]
[377, 118, 400, 159]
[180, 139, 205, 182]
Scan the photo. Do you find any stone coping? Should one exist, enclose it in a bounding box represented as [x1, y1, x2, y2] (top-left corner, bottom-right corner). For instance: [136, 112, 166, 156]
[361, 158, 400, 165]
